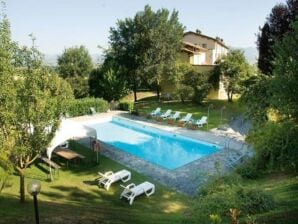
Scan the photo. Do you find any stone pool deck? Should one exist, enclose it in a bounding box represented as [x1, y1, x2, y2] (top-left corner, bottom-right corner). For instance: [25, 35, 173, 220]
[73, 111, 252, 196]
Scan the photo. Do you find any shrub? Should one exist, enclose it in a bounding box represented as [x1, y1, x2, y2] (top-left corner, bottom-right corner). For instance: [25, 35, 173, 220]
[118, 102, 134, 112]
[246, 121, 298, 172]
[236, 158, 259, 179]
[237, 187, 276, 214]
[65, 97, 109, 117]
[193, 173, 275, 221]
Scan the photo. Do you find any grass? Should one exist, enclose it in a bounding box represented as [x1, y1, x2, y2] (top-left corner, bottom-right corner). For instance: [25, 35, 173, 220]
[248, 174, 298, 223]
[0, 141, 190, 224]
[120, 91, 156, 102]
[0, 141, 297, 223]
[135, 98, 244, 130]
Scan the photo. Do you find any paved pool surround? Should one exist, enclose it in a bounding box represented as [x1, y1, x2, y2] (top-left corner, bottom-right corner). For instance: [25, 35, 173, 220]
[74, 111, 251, 196]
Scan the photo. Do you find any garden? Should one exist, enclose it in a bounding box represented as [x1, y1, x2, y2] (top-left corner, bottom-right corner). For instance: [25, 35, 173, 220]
[1, 1, 298, 223]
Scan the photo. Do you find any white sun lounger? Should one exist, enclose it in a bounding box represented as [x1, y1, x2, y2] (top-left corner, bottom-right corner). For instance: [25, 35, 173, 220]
[98, 169, 131, 190]
[168, 111, 181, 120]
[150, 108, 161, 116]
[179, 113, 192, 123]
[196, 116, 208, 127]
[120, 181, 155, 205]
[160, 109, 172, 119]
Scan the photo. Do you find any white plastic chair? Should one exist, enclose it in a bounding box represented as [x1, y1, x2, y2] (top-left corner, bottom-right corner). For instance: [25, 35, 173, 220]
[150, 108, 161, 116]
[196, 116, 208, 127]
[179, 113, 192, 123]
[160, 109, 172, 119]
[98, 169, 131, 190]
[169, 111, 181, 120]
[120, 181, 155, 205]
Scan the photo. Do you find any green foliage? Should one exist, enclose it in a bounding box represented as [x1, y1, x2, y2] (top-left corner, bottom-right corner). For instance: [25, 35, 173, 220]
[271, 20, 298, 121]
[0, 12, 74, 202]
[175, 84, 194, 102]
[57, 45, 93, 98]
[209, 214, 222, 224]
[65, 98, 109, 117]
[240, 75, 271, 125]
[57, 45, 93, 78]
[246, 121, 298, 171]
[89, 57, 129, 102]
[108, 5, 184, 101]
[118, 101, 134, 112]
[65, 76, 89, 99]
[237, 187, 276, 214]
[215, 49, 253, 102]
[236, 159, 259, 179]
[172, 62, 211, 104]
[191, 174, 275, 222]
[257, 0, 298, 75]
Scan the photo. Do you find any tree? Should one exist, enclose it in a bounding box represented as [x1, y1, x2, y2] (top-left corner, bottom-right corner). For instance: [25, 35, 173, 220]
[89, 55, 128, 102]
[271, 20, 298, 121]
[240, 75, 271, 124]
[0, 15, 17, 182]
[0, 13, 73, 202]
[257, 0, 298, 75]
[171, 62, 210, 103]
[141, 6, 184, 100]
[108, 5, 184, 101]
[57, 46, 93, 98]
[215, 50, 253, 102]
[257, 23, 273, 75]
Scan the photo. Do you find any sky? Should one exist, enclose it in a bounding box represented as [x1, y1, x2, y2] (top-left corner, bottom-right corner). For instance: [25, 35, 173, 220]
[5, 0, 286, 55]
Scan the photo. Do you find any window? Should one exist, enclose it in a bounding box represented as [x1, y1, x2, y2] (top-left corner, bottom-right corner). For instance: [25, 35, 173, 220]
[202, 43, 207, 48]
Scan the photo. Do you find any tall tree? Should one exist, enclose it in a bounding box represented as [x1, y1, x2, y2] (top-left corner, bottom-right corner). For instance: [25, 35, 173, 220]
[141, 6, 184, 100]
[271, 20, 298, 121]
[257, 0, 298, 75]
[257, 23, 272, 75]
[108, 5, 184, 101]
[57, 46, 93, 98]
[89, 55, 128, 102]
[0, 13, 73, 202]
[0, 15, 17, 177]
[215, 50, 253, 102]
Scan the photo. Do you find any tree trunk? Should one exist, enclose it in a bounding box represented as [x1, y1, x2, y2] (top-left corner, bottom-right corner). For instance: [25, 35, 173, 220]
[133, 78, 137, 102]
[156, 85, 160, 101]
[19, 170, 25, 203]
[228, 91, 233, 102]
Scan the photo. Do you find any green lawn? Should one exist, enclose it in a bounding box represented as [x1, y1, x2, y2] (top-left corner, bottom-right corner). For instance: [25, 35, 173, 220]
[1, 142, 297, 223]
[0, 141, 190, 224]
[135, 98, 244, 130]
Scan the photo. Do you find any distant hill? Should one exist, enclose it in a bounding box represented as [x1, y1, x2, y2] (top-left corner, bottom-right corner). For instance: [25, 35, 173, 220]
[43, 54, 103, 66]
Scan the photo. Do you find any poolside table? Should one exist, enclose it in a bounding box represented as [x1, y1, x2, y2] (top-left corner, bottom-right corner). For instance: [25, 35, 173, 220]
[54, 147, 85, 167]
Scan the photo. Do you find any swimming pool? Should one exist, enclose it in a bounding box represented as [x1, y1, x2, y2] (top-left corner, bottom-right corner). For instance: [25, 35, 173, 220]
[89, 117, 221, 170]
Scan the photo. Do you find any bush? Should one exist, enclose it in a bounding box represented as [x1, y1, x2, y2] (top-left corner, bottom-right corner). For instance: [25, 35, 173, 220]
[236, 159, 259, 179]
[65, 97, 109, 117]
[191, 173, 275, 222]
[237, 187, 276, 214]
[118, 102, 134, 112]
[246, 121, 298, 172]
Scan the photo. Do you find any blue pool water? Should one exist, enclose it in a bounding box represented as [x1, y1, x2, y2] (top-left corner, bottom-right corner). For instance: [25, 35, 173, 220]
[89, 117, 221, 170]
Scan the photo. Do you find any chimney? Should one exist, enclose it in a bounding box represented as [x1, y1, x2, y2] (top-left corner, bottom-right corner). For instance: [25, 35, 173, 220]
[195, 29, 202, 34]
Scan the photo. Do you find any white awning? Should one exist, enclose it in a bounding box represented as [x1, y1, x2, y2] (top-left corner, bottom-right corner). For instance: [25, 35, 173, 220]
[46, 119, 97, 159]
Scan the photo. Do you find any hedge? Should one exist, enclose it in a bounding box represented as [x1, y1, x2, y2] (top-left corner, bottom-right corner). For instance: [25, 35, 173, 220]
[65, 98, 109, 117]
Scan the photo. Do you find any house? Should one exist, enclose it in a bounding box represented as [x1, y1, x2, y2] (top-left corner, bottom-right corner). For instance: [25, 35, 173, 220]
[181, 30, 229, 99]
